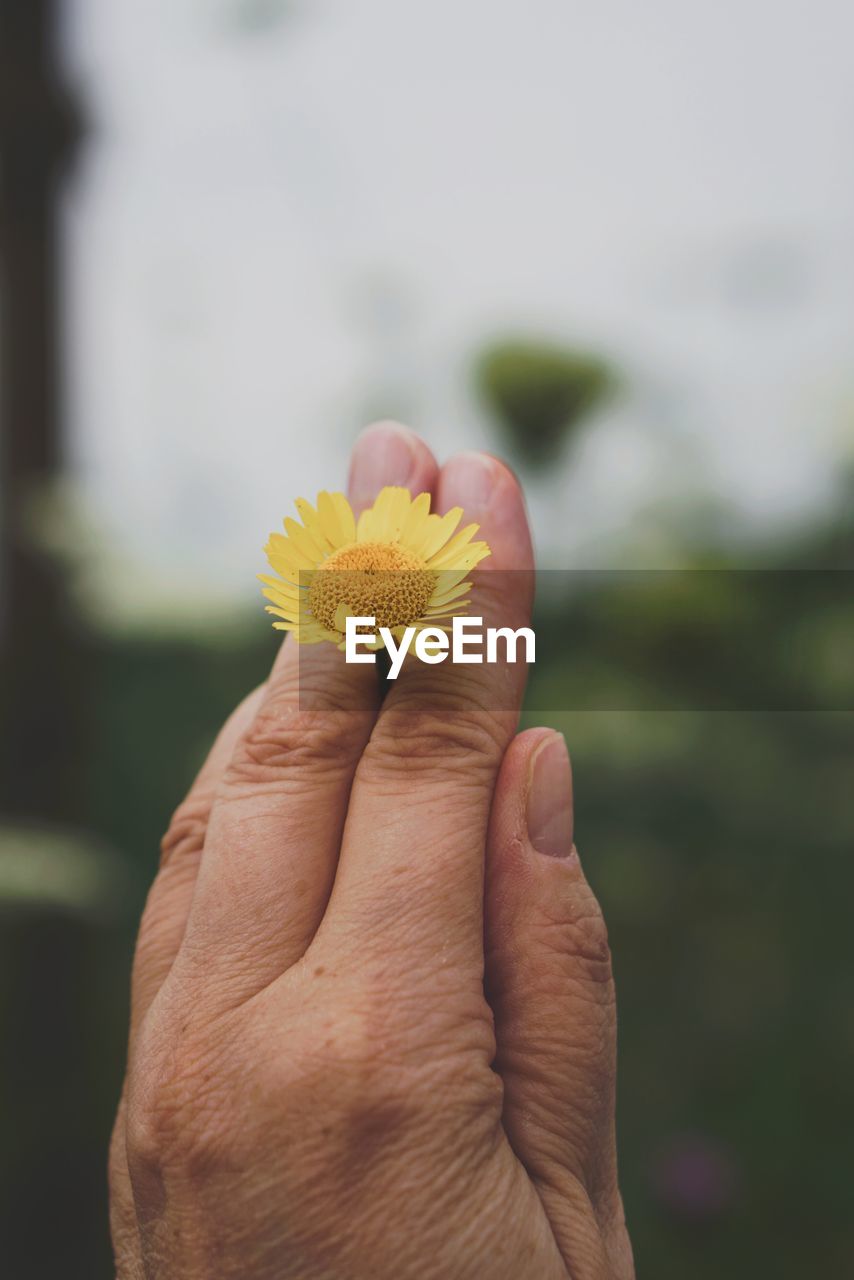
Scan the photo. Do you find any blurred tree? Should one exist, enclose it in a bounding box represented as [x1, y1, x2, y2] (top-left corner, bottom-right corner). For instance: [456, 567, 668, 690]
[475, 337, 615, 469]
[0, 0, 83, 821]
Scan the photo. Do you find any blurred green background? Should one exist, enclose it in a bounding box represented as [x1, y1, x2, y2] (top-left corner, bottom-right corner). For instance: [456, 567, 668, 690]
[2, 2, 854, 1277]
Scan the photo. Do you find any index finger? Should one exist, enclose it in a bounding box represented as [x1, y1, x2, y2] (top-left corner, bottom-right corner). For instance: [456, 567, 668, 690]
[169, 424, 440, 1010]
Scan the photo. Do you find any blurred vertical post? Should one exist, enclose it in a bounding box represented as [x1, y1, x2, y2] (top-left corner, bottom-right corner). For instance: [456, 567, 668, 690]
[0, 0, 83, 818]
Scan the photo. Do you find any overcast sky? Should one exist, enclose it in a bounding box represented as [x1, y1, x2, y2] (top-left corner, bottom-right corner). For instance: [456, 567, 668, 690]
[61, 0, 854, 606]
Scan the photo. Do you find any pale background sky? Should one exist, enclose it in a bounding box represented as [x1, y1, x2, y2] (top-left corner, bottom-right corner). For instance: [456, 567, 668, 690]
[61, 0, 854, 608]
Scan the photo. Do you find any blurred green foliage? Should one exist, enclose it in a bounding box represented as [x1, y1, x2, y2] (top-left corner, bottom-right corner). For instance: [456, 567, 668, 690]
[475, 337, 615, 467]
[526, 600, 854, 1277]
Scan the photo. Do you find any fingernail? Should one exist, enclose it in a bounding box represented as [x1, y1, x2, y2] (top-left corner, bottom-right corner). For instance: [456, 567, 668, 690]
[349, 421, 417, 511]
[526, 732, 574, 858]
[442, 451, 499, 513]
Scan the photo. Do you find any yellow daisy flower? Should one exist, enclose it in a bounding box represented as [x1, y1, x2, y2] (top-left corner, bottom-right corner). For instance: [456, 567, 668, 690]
[259, 487, 491, 649]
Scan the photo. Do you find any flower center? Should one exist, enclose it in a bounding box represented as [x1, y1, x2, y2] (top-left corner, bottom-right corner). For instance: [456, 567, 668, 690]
[308, 542, 437, 633]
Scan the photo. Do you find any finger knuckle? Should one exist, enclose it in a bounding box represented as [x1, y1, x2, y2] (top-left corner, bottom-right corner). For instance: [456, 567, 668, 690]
[298, 994, 403, 1092]
[159, 794, 211, 868]
[226, 701, 355, 788]
[360, 706, 504, 787]
[107, 1097, 129, 1186]
[280, 1009, 453, 1168]
[297, 976, 501, 1127]
[543, 887, 615, 988]
[126, 1033, 234, 1181]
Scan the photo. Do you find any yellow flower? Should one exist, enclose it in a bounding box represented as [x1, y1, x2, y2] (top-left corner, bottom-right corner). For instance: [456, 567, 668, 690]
[259, 487, 491, 649]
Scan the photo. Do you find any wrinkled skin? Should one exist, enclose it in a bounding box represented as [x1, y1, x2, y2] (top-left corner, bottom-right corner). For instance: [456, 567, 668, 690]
[110, 424, 634, 1280]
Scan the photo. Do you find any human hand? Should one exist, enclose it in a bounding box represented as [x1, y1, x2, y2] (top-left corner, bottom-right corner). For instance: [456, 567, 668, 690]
[109, 423, 634, 1279]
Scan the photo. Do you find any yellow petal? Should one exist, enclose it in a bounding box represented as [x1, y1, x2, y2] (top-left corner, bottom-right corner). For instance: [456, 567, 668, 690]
[293, 496, 319, 526]
[449, 548, 490, 571]
[416, 507, 463, 560]
[330, 491, 356, 545]
[262, 593, 301, 616]
[294, 498, 336, 555]
[430, 589, 472, 606]
[263, 598, 302, 621]
[355, 505, 375, 541]
[368, 486, 411, 541]
[389, 487, 413, 540]
[428, 529, 490, 569]
[266, 533, 316, 573]
[400, 491, 432, 546]
[283, 517, 327, 564]
[425, 602, 470, 617]
[424, 523, 476, 567]
[413, 620, 452, 633]
[427, 578, 472, 607]
[317, 490, 348, 548]
[258, 573, 302, 599]
[333, 600, 370, 634]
